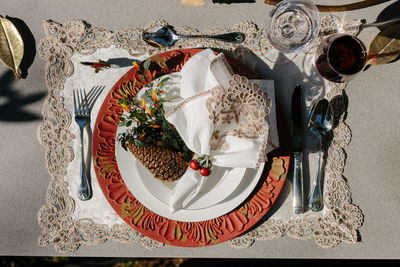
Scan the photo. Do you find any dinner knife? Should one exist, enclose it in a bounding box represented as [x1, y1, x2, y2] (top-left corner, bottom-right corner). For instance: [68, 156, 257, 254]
[291, 84, 304, 214]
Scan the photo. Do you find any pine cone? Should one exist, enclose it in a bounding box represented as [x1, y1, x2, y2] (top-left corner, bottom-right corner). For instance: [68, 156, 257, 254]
[127, 143, 188, 182]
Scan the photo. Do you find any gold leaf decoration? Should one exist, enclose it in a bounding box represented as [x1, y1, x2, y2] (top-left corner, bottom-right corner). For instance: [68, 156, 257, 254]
[367, 24, 400, 66]
[181, 0, 205, 6]
[120, 198, 134, 219]
[132, 203, 147, 225]
[0, 16, 24, 78]
[269, 157, 288, 181]
[152, 55, 168, 69]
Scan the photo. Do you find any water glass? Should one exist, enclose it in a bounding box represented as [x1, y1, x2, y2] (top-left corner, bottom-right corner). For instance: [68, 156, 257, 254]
[266, 0, 320, 54]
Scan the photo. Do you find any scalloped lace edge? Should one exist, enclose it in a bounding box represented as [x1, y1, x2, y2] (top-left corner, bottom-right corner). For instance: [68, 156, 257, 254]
[36, 16, 363, 254]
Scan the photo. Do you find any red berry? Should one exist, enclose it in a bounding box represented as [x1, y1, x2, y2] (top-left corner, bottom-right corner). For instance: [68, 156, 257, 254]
[200, 168, 211, 177]
[190, 160, 200, 170]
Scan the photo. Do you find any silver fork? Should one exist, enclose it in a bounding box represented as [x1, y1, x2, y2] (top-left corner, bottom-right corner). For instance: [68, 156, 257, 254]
[73, 88, 92, 201]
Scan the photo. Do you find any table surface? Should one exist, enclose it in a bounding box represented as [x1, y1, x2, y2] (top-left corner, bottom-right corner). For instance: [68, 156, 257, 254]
[0, 0, 399, 259]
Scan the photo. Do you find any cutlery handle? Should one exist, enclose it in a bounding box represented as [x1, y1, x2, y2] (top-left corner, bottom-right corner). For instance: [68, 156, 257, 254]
[361, 17, 400, 29]
[78, 127, 92, 201]
[179, 32, 244, 44]
[309, 150, 323, 211]
[293, 152, 304, 214]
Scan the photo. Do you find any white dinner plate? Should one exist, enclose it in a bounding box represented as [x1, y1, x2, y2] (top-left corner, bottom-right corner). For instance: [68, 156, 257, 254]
[135, 160, 246, 210]
[115, 73, 265, 222]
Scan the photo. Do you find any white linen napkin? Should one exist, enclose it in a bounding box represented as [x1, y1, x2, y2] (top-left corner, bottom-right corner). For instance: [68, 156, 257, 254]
[163, 49, 279, 213]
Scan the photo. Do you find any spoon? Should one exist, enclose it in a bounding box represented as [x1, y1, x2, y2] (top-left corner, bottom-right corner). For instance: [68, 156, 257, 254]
[359, 17, 400, 31]
[307, 98, 333, 212]
[143, 26, 244, 48]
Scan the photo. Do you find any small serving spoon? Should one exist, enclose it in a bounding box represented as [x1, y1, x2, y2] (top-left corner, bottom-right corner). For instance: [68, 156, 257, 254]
[143, 26, 244, 48]
[307, 98, 333, 212]
[359, 17, 400, 31]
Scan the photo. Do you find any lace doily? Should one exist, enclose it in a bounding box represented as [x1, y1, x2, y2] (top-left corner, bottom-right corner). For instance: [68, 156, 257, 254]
[37, 16, 363, 254]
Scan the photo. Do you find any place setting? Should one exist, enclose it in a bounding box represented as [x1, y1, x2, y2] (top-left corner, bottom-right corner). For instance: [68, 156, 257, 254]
[31, 0, 400, 254]
[89, 46, 290, 246]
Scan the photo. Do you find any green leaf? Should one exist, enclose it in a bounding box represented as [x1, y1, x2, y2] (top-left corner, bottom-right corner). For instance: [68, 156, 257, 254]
[160, 117, 169, 129]
[168, 139, 180, 150]
[182, 151, 193, 162]
[134, 139, 145, 147]
[131, 110, 147, 123]
[159, 76, 170, 85]
[143, 57, 151, 71]
[126, 120, 132, 127]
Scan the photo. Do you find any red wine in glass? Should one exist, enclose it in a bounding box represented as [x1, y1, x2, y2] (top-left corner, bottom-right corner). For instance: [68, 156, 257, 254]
[316, 34, 367, 83]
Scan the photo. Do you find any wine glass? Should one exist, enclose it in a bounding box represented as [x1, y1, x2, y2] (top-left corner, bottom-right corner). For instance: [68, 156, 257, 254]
[266, 0, 320, 54]
[315, 33, 368, 83]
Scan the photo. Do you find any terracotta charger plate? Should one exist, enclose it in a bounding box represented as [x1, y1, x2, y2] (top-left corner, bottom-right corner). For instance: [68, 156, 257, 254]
[92, 48, 291, 247]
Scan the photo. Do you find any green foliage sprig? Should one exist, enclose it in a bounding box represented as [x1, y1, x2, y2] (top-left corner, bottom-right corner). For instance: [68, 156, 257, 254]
[116, 60, 192, 162]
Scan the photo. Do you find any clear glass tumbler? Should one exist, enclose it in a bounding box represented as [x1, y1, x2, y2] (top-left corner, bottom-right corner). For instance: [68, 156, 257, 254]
[266, 0, 320, 54]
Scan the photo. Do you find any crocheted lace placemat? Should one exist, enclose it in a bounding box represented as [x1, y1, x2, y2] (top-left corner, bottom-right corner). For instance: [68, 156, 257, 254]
[37, 16, 363, 254]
